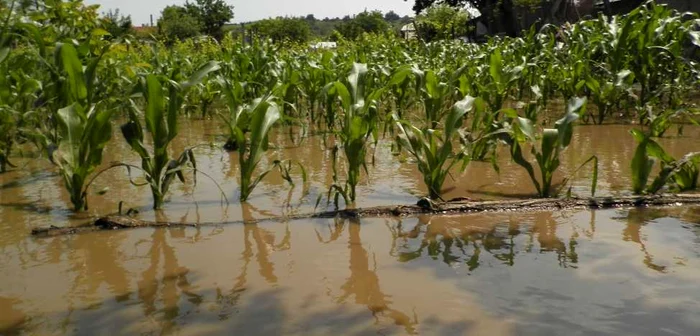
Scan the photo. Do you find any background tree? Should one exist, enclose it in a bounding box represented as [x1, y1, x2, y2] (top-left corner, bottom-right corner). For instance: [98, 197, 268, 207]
[408, 0, 518, 36]
[384, 10, 401, 22]
[158, 5, 201, 42]
[336, 10, 389, 40]
[185, 0, 234, 40]
[250, 17, 311, 43]
[416, 3, 469, 40]
[102, 9, 132, 39]
[408, 0, 620, 37]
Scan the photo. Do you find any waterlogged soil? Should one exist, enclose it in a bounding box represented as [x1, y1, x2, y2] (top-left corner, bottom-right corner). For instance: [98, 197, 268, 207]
[2, 121, 700, 334]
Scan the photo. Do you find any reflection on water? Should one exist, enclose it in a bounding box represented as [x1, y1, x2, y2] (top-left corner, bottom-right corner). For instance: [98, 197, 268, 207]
[322, 218, 417, 333]
[390, 212, 580, 270]
[2, 207, 700, 334]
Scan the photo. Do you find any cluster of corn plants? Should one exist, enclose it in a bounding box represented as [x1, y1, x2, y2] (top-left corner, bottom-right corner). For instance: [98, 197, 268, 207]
[630, 129, 700, 194]
[1, 0, 699, 213]
[501, 98, 598, 198]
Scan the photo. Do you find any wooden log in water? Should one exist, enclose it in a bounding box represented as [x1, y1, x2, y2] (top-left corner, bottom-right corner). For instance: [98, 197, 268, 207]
[30, 194, 700, 237]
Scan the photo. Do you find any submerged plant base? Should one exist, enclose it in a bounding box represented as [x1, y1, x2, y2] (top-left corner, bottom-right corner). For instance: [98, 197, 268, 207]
[223, 139, 238, 151]
[31, 194, 700, 237]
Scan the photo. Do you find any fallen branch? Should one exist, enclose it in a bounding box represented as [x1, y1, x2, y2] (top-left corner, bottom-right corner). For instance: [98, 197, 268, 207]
[31, 194, 700, 237]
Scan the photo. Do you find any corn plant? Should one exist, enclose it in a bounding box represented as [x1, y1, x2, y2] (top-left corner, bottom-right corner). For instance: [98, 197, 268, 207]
[387, 64, 422, 120]
[192, 77, 220, 119]
[0, 107, 19, 173]
[418, 69, 454, 129]
[219, 77, 247, 151]
[324, 63, 384, 206]
[232, 94, 282, 201]
[44, 43, 113, 211]
[393, 96, 474, 200]
[630, 129, 700, 194]
[584, 70, 634, 125]
[121, 61, 220, 209]
[502, 97, 597, 198]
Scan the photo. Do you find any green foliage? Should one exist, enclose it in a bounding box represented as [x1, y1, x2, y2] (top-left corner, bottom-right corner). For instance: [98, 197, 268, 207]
[630, 129, 700, 194]
[0, 107, 18, 173]
[185, 0, 234, 41]
[102, 9, 132, 39]
[394, 96, 474, 199]
[504, 97, 597, 198]
[232, 94, 282, 201]
[325, 63, 384, 206]
[416, 3, 470, 41]
[158, 5, 202, 42]
[1, 0, 700, 214]
[335, 11, 389, 40]
[46, 43, 113, 211]
[121, 62, 220, 209]
[249, 17, 311, 43]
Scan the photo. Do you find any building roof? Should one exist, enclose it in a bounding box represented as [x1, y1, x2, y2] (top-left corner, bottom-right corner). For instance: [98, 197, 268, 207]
[401, 23, 416, 32]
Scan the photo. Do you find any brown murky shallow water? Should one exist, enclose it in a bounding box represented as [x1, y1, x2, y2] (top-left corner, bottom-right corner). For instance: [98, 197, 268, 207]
[2, 120, 700, 335]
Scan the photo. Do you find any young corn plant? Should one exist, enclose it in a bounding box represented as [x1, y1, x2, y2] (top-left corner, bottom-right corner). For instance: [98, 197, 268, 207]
[630, 129, 700, 194]
[121, 62, 220, 209]
[419, 69, 454, 129]
[0, 108, 18, 173]
[585, 70, 634, 125]
[324, 63, 384, 206]
[393, 96, 474, 200]
[503, 97, 598, 198]
[387, 64, 422, 122]
[232, 94, 284, 201]
[44, 43, 113, 211]
[218, 77, 247, 151]
[192, 77, 220, 119]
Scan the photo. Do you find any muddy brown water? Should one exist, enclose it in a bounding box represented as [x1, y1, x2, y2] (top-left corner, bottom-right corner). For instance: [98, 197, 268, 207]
[2, 120, 700, 335]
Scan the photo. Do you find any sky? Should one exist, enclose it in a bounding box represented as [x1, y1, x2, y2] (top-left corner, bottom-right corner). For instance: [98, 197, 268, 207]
[84, 0, 416, 26]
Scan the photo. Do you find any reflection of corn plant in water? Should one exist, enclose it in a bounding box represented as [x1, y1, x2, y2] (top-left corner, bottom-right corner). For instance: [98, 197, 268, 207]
[394, 96, 474, 200]
[630, 129, 700, 194]
[503, 97, 598, 198]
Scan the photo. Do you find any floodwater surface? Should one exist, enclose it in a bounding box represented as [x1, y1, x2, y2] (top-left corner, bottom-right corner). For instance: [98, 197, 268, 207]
[1, 121, 700, 335]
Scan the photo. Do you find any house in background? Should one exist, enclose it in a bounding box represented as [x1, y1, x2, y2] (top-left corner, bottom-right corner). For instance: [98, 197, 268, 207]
[400, 23, 417, 40]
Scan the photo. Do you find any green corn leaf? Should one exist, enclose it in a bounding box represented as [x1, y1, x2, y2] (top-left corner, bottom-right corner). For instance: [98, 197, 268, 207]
[57, 43, 88, 104]
[444, 96, 474, 138]
[540, 129, 559, 164]
[121, 107, 149, 159]
[631, 138, 654, 194]
[489, 49, 503, 85]
[56, 104, 87, 167]
[181, 61, 221, 90]
[143, 75, 165, 140]
[248, 99, 281, 167]
[0, 47, 8, 65]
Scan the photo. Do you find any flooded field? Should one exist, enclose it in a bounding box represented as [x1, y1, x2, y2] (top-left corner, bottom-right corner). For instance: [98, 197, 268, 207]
[2, 121, 700, 335]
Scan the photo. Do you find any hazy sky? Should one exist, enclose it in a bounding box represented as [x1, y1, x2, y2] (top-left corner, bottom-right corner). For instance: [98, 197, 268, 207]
[84, 0, 415, 26]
